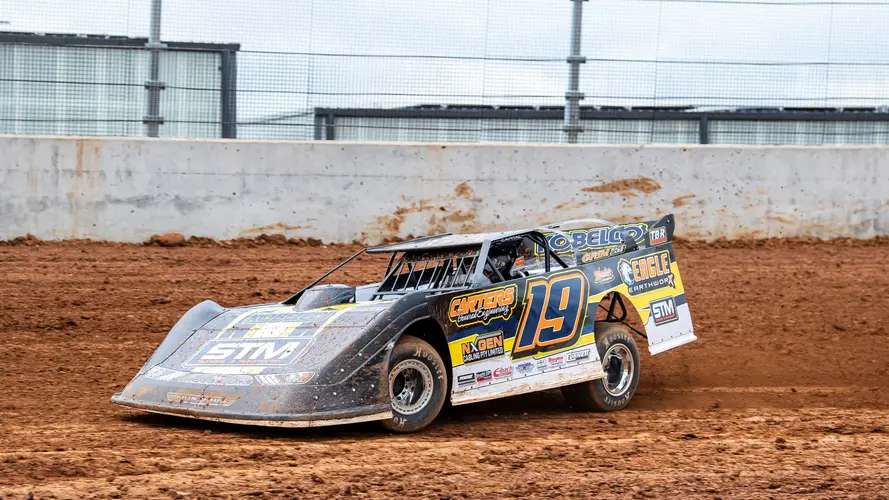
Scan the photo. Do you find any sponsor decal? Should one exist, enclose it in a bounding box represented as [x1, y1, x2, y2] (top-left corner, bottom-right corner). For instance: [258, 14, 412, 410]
[145, 366, 187, 382]
[461, 331, 506, 364]
[593, 267, 615, 285]
[255, 372, 315, 385]
[180, 372, 254, 386]
[457, 373, 475, 386]
[185, 308, 338, 369]
[581, 245, 626, 264]
[537, 224, 647, 256]
[493, 366, 514, 379]
[649, 296, 679, 326]
[567, 349, 591, 363]
[618, 250, 675, 296]
[516, 361, 534, 375]
[448, 285, 518, 327]
[649, 227, 667, 246]
[185, 337, 313, 368]
[244, 312, 306, 324]
[167, 392, 235, 407]
[547, 354, 565, 367]
[475, 370, 492, 383]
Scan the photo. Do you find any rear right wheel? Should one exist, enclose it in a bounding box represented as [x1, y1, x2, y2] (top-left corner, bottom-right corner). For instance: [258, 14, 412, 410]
[561, 323, 640, 412]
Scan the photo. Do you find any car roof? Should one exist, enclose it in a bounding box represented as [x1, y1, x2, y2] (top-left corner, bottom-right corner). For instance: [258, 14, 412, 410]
[366, 229, 534, 254]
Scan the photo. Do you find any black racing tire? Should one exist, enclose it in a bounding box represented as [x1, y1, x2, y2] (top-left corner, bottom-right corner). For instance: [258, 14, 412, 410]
[561, 323, 640, 412]
[380, 335, 448, 433]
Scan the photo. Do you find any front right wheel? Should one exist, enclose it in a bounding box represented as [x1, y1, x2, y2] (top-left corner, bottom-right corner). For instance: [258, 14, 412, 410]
[380, 335, 447, 433]
[561, 323, 640, 411]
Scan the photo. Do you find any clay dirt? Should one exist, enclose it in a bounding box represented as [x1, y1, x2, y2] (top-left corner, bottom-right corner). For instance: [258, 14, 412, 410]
[1, 240, 888, 499]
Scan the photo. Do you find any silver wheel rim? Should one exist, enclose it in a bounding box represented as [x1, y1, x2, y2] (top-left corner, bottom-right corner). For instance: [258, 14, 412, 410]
[602, 344, 634, 397]
[389, 359, 434, 415]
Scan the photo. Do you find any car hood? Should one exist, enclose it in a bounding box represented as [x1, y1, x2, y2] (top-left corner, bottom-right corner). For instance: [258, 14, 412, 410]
[145, 301, 396, 386]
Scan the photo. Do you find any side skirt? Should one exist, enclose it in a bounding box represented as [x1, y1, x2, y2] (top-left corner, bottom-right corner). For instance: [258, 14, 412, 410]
[451, 360, 605, 406]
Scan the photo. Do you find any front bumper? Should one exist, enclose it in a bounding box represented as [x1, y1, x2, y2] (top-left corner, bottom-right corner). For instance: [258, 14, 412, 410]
[111, 392, 391, 428]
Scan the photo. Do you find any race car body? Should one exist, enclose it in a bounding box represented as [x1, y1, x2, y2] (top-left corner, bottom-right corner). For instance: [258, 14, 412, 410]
[112, 215, 696, 432]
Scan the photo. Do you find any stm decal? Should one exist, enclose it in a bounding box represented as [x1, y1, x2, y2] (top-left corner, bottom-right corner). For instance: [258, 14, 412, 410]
[184, 338, 313, 368]
[448, 284, 518, 327]
[649, 296, 679, 326]
[184, 308, 345, 369]
[618, 250, 676, 296]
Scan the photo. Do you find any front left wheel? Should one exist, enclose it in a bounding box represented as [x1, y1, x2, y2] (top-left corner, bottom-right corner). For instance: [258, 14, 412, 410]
[380, 335, 447, 433]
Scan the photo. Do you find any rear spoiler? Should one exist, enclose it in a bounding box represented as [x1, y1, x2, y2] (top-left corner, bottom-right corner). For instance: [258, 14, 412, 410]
[535, 214, 676, 262]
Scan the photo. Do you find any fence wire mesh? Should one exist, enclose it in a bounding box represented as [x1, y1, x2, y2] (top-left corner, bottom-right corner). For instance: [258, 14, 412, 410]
[1, 0, 888, 144]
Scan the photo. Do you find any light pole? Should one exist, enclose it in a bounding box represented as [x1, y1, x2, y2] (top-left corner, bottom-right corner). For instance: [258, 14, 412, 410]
[144, 0, 166, 137]
[563, 0, 587, 144]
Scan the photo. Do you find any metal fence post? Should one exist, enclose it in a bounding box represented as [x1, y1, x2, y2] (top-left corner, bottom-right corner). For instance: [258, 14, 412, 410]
[220, 50, 238, 139]
[144, 0, 166, 137]
[699, 116, 710, 144]
[564, 0, 587, 144]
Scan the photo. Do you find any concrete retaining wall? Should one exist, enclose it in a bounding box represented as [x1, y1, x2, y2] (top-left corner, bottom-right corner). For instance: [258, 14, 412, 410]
[1, 136, 886, 242]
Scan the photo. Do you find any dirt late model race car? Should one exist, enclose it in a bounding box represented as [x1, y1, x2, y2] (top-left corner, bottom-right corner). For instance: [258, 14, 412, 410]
[112, 215, 696, 432]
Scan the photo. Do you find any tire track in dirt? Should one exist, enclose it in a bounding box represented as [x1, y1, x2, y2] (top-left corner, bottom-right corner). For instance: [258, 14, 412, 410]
[1, 241, 888, 498]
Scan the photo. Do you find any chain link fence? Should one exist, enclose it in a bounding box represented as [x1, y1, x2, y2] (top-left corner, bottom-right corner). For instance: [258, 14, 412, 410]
[1, 0, 888, 144]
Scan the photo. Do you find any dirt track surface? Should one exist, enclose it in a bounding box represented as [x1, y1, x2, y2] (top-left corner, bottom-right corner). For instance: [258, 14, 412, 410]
[2, 241, 889, 499]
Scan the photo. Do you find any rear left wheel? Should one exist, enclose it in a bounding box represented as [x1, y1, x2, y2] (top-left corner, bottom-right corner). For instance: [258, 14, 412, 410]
[381, 335, 447, 433]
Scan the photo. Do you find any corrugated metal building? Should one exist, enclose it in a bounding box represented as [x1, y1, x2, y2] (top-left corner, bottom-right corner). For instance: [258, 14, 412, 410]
[0, 32, 238, 138]
[312, 106, 889, 145]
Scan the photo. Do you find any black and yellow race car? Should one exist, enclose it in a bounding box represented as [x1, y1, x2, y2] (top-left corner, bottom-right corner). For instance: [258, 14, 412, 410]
[112, 215, 695, 432]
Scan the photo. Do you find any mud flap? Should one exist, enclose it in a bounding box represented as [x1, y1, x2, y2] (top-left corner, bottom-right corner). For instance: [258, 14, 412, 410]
[617, 250, 696, 355]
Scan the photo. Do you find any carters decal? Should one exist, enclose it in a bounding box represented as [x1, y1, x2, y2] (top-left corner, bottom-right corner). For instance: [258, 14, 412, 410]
[448, 284, 518, 327]
[536, 223, 647, 256]
[649, 296, 679, 326]
[461, 331, 506, 364]
[618, 250, 675, 296]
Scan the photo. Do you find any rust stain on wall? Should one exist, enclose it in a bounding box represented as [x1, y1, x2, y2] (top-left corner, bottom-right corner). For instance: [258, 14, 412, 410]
[368, 184, 482, 240]
[454, 181, 482, 201]
[240, 222, 309, 234]
[581, 176, 662, 198]
[442, 211, 475, 224]
[672, 194, 696, 207]
[766, 215, 796, 225]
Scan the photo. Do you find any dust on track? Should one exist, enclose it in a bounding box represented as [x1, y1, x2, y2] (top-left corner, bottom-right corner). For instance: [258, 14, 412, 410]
[1, 241, 888, 499]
